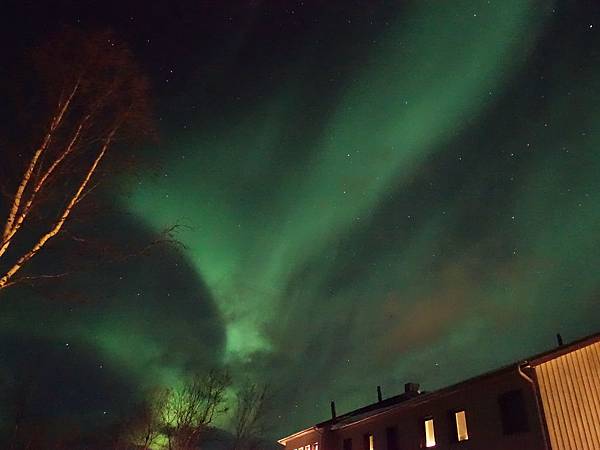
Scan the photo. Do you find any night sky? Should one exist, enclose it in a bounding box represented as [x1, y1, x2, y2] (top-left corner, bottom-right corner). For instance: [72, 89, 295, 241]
[1, 0, 600, 442]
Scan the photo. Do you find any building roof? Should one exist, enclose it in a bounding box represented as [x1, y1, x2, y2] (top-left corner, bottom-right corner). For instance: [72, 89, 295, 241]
[527, 331, 600, 366]
[277, 426, 319, 446]
[277, 331, 600, 445]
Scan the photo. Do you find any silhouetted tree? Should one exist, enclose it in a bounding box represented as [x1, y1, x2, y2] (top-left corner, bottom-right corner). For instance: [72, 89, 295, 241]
[0, 28, 151, 292]
[230, 382, 270, 450]
[122, 390, 169, 450]
[160, 370, 231, 450]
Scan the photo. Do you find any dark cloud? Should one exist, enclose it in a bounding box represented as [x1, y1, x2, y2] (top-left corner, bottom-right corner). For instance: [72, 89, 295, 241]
[0, 209, 226, 442]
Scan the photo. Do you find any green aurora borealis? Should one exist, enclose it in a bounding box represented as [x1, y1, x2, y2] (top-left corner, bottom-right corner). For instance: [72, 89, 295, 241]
[130, 0, 549, 359]
[2, 0, 600, 440]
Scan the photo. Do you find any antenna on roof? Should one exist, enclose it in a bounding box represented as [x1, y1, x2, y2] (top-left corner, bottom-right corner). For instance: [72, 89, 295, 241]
[377, 385, 383, 402]
[330, 400, 337, 420]
[556, 333, 564, 346]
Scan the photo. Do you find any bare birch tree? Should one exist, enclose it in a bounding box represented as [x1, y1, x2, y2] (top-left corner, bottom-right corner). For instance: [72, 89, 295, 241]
[0, 28, 151, 292]
[161, 370, 231, 450]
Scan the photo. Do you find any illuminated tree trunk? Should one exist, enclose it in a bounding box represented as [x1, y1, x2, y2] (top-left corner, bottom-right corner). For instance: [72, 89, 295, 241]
[0, 28, 151, 294]
[0, 126, 116, 290]
[2, 81, 79, 247]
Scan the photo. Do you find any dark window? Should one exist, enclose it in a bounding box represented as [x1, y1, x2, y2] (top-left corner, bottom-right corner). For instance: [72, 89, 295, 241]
[386, 426, 398, 450]
[343, 439, 352, 450]
[498, 389, 530, 434]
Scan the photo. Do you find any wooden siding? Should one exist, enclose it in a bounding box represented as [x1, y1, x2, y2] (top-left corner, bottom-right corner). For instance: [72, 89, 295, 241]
[534, 340, 600, 450]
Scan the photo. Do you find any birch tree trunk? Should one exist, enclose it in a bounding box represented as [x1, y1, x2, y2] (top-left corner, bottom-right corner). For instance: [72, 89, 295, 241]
[0, 28, 151, 294]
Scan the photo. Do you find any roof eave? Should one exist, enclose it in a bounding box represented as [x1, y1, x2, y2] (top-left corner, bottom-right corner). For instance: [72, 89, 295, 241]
[277, 426, 318, 446]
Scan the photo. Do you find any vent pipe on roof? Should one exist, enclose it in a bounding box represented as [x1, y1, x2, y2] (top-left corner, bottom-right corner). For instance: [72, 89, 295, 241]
[330, 401, 337, 420]
[377, 385, 383, 402]
[556, 333, 564, 346]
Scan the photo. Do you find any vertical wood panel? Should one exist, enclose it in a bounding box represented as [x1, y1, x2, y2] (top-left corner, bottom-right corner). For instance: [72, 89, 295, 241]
[583, 346, 600, 426]
[534, 341, 600, 450]
[567, 350, 592, 449]
[538, 364, 564, 449]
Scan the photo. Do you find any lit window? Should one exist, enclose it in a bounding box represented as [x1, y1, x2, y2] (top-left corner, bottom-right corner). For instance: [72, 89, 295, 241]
[314, 443, 319, 450]
[363, 433, 374, 450]
[455, 410, 469, 441]
[305, 446, 310, 450]
[425, 418, 436, 447]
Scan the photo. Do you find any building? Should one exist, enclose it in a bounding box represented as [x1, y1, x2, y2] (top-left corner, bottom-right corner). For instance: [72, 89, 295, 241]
[278, 332, 600, 450]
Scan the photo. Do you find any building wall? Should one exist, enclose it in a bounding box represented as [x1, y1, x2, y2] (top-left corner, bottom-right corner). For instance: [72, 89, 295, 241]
[328, 369, 547, 450]
[534, 339, 600, 450]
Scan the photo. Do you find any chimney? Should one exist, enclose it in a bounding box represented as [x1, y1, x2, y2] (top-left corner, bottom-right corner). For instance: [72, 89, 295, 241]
[556, 333, 564, 346]
[404, 382, 420, 395]
[330, 401, 337, 420]
[377, 385, 383, 402]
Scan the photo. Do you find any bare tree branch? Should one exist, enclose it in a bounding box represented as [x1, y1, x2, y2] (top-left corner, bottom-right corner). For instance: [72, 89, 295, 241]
[231, 382, 270, 450]
[0, 29, 152, 295]
[0, 115, 89, 258]
[1, 272, 72, 289]
[0, 128, 117, 290]
[2, 80, 80, 241]
[161, 370, 231, 450]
